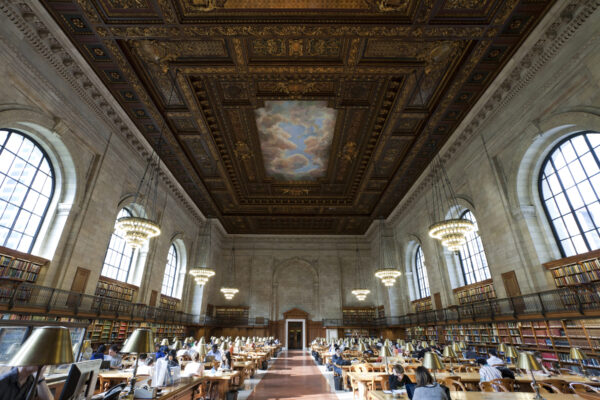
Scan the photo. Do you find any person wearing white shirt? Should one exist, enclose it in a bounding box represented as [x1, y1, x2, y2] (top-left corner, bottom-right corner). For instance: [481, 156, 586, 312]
[478, 358, 502, 383]
[487, 350, 504, 367]
[206, 344, 223, 362]
[182, 353, 203, 377]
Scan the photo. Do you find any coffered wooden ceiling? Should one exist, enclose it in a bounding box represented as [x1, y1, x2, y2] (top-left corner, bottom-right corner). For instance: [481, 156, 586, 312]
[41, 0, 554, 234]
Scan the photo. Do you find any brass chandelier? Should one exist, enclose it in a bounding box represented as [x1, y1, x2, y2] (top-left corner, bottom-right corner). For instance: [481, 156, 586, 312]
[351, 245, 370, 301]
[220, 241, 239, 300]
[427, 156, 474, 251]
[374, 220, 401, 286]
[189, 220, 216, 286]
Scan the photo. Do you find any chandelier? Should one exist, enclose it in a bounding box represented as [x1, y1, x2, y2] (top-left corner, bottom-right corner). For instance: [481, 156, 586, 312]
[220, 241, 239, 300]
[189, 220, 216, 286]
[351, 245, 370, 301]
[115, 217, 160, 249]
[427, 156, 474, 251]
[374, 220, 401, 286]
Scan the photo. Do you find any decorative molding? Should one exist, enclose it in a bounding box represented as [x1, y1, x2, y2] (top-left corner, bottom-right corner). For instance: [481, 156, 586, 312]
[0, 0, 206, 223]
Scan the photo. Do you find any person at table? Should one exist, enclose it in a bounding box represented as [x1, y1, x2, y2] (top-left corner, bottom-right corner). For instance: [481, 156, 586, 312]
[207, 344, 223, 362]
[477, 358, 502, 383]
[155, 344, 168, 360]
[487, 349, 504, 367]
[363, 344, 374, 357]
[331, 348, 350, 376]
[137, 354, 154, 375]
[107, 344, 122, 369]
[182, 352, 203, 377]
[0, 365, 53, 400]
[167, 350, 179, 367]
[413, 366, 449, 400]
[91, 344, 106, 360]
[220, 351, 233, 370]
[388, 364, 413, 390]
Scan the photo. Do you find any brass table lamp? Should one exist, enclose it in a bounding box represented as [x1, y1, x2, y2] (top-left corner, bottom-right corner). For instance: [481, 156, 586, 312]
[517, 351, 544, 400]
[405, 342, 415, 354]
[451, 342, 462, 356]
[121, 328, 155, 399]
[570, 347, 587, 376]
[423, 352, 444, 381]
[9, 326, 74, 400]
[442, 346, 457, 372]
[160, 338, 169, 346]
[358, 342, 366, 353]
[505, 345, 519, 365]
[381, 345, 392, 373]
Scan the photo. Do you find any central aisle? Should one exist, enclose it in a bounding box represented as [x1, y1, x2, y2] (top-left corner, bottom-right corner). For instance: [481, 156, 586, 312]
[246, 350, 338, 400]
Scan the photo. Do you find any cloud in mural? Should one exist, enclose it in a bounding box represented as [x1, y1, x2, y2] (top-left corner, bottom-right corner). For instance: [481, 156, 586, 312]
[255, 101, 337, 180]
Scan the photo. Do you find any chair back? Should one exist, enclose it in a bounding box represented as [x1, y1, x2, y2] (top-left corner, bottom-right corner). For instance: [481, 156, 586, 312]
[532, 382, 560, 394]
[541, 379, 572, 394]
[442, 378, 467, 391]
[569, 383, 599, 394]
[492, 378, 515, 392]
[479, 381, 496, 392]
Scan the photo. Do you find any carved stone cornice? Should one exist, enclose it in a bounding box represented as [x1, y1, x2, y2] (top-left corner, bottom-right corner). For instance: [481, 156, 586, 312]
[0, 0, 206, 223]
[387, 0, 599, 226]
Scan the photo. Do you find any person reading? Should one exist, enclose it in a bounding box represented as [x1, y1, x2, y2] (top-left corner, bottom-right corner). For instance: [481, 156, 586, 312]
[388, 364, 413, 390]
[412, 366, 449, 400]
[0, 366, 53, 400]
[107, 345, 122, 369]
[206, 344, 223, 362]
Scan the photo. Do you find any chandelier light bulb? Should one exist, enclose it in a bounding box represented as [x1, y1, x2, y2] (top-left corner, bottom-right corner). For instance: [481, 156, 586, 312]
[220, 287, 239, 300]
[428, 218, 474, 251]
[190, 268, 215, 286]
[375, 269, 401, 286]
[351, 289, 370, 301]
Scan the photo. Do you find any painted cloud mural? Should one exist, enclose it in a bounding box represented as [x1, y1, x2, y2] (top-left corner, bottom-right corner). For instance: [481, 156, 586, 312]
[255, 100, 337, 180]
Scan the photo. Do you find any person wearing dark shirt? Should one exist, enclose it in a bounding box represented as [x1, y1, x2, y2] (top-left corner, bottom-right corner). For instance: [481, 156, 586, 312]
[0, 366, 53, 400]
[331, 348, 349, 375]
[167, 350, 179, 367]
[91, 344, 106, 360]
[388, 364, 413, 390]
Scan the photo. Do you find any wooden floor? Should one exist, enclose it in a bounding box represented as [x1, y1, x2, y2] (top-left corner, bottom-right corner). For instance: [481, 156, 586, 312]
[246, 350, 338, 400]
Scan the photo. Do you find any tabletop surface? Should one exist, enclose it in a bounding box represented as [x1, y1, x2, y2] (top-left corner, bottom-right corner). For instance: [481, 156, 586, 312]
[368, 390, 595, 400]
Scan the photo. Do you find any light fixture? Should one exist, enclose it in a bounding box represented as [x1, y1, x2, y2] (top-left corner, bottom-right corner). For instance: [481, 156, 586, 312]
[427, 155, 474, 251]
[190, 220, 216, 286]
[374, 220, 401, 286]
[351, 244, 370, 301]
[423, 351, 444, 381]
[220, 240, 239, 300]
[116, 71, 181, 249]
[517, 352, 545, 400]
[121, 328, 154, 398]
[570, 347, 587, 376]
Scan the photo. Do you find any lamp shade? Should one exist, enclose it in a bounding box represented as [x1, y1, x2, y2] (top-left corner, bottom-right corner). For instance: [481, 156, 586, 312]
[421, 341, 428, 349]
[443, 346, 457, 358]
[173, 340, 182, 350]
[10, 326, 74, 367]
[458, 341, 466, 350]
[358, 342, 366, 352]
[121, 328, 155, 354]
[498, 343, 508, 353]
[405, 343, 415, 352]
[380, 345, 392, 358]
[198, 344, 207, 358]
[430, 340, 436, 347]
[506, 346, 519, 359]
[451, 342, 461, 354]
[517, 352, 542, 370]
[160, 338, 170, 346]
[423, 352, 444, 371]
[199, 337, 205, 345]
[570, 347, 586, 360]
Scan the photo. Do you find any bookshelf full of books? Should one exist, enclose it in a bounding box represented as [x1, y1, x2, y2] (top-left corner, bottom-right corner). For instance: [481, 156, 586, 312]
[87, 319, 186, 344]
[159, 295, 180, 311]
[453, 279, 497, 305]
[0, 246, 48, 285]
[408, 319, 600, 372]
[544, 249, 600, 288]
[342, 307, 379, 325]
[412, 297, 432, 313]
[94, 277, 137, 302]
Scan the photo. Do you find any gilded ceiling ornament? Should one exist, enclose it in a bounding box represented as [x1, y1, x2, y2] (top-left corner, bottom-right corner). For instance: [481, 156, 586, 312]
[272, 80, 320, 96]
[190, 0, 224, 11]
[445, 0, 482, 9]
[339, 142, 358, 162]
[130, 40, 177, 74]
[281, 188, 310, 196]
[106, 0, 148, 8]
[374, 0, 409, 12]
[233, 141, 253, 161]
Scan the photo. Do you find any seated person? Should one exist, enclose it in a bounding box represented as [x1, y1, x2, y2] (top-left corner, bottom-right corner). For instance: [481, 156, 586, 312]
[137, 354, 154, 376]
[182, 353, 203, 377]
[107, 344, 122, 369]
[363, 345, 374, 357]
[412, 366, 449, 400]
[477, 358, 502, 383]
[487, 349, 504, 367]
[206, 344, 223, 362]
[0, 366, 53, 400]
[91, 344, 106, 360]
[388, 364, 413, 390]
[220, 351, 233, 370]
[331, 348, 350, 375]
[167, 350, 179, 367]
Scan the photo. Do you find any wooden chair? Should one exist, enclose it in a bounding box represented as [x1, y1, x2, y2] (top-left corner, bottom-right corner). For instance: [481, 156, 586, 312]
[466, 366, 480, 373]
[532, 382, 561, 394]
[491, 378, 515, 392]
[442, 378, 467, 391]
[454, 365, 468, 373]
[569, 383, 599, 394]
[479, 382, 497, 392]
[559, 368, 576, 375]
[349, 375, 360, 400]
[541, 379, 573, 394]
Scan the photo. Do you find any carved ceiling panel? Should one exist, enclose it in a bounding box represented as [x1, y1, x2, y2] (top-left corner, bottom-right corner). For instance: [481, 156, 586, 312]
[41, 0, 555, 233]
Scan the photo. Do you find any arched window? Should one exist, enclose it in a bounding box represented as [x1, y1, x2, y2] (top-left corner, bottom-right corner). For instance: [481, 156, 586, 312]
[101, 208, 135, 282]
[161, 244, 179, 298]
[540, 132, 600, 257]
[0, 129, 54, 253]
[415, 245, 430, 299]
[458, 210, 491, 285]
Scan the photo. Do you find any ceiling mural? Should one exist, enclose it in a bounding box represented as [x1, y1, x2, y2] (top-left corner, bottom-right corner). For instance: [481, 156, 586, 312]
[256, 101, 336, 181]
[40, 0, 555, 234]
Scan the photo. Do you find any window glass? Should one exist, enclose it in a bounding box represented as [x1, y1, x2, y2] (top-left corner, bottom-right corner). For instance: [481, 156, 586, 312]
[161, 244, 179, 298]
[101, 208, 134, 282]
[457, 210, 492, 285]
[415, 245, 430, 299]
[540, 132, 600, 256]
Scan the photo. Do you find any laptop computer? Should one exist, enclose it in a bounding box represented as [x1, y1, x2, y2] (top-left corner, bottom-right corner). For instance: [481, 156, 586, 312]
[100, 360, 111, 370]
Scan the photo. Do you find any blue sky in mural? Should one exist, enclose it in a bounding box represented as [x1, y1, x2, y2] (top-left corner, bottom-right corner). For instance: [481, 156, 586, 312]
[255, 101, 337, 180]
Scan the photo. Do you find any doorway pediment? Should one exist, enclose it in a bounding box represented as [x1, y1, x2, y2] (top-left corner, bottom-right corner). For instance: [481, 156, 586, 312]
[283, 308, 309, 319]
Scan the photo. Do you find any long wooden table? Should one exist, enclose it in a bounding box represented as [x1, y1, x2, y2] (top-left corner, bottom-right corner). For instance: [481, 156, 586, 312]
[202, 370, 241, 400]
[368, 391, 596, 400]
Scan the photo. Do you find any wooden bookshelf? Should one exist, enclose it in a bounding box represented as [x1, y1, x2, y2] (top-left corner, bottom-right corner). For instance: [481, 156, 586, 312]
[95, 277, 137, 302]
[412, 297, 432, 313]
[214, 306, 248, 320]
[86, 319, 186, 344]
[159, 295, 180, 311]
[453, 279, 496, 305]
[544, 249, 600, 287]
[342, 307, 379, 324]
[0, 246, 48, 285]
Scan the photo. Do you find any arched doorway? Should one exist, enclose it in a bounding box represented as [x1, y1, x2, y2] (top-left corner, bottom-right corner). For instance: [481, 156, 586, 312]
[283, 308, 308, 350]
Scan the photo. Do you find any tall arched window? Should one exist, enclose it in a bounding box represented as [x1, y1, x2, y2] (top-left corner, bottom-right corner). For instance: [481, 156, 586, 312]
[101, 208, 135, 282]
[540, 132, 600, 257]
[161, 244, 179, 298]
[458, 210, 491, 285]
[0, 129, 54, 253]
[415, 245, 430, 299]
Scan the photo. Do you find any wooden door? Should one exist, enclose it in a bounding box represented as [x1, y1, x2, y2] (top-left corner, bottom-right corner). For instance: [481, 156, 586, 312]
[287, 322, 303, 349]
[502, 271, 524, 313]
[67, 267, 90, 307]
[433, 292, 442, 309]
[149, 290, 158, 307]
